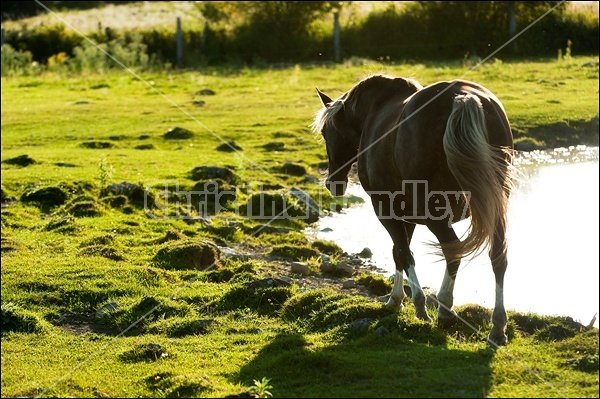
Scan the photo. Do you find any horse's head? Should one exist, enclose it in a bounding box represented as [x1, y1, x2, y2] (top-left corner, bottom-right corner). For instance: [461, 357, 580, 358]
[312, 88, 360, 197]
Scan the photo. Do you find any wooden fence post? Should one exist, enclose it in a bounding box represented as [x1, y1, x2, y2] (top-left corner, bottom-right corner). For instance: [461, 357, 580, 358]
[176, 17, 183, 67]
[202, 21, 209, 50]
[333, 11, 341, 63]
[508, 1, 518, 54]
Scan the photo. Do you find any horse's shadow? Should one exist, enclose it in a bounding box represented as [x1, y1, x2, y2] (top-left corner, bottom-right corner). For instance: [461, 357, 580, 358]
[230, 327, 495, 397]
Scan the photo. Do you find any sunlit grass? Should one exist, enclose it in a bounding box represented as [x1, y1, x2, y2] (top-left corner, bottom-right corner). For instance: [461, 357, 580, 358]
[1, 59, 598, 398]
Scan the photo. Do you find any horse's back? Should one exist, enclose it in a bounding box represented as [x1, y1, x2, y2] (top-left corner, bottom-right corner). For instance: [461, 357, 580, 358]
[402, 80, 512, 146]
[395, 80, 512, 185]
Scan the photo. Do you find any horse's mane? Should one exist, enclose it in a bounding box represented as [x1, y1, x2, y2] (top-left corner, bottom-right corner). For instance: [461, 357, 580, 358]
[311, 74, 422, 136]
[311, 93, 346, 135]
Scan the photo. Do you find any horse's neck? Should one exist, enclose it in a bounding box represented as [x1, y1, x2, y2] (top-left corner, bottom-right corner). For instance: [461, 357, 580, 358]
[359, 100, 404, 149]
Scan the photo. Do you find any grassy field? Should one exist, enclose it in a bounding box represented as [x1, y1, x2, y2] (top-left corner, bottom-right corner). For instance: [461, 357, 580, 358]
[1, 57, 599, 398]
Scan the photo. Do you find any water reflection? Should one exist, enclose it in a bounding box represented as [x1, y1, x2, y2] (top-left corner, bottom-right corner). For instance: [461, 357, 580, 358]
[309, 146, 599, 327]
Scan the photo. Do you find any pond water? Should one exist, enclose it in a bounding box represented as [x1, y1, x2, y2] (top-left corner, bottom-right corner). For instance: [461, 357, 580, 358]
[308, 146, 599, 328]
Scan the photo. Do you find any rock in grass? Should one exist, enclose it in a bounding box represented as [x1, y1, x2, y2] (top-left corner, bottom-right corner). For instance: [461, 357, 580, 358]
[291, 261, 310, 276]
[375, 326, 391, 338]
[342, 279, 355, 289]
[357, 247, 373, 258]
[347, 317, 376, 334]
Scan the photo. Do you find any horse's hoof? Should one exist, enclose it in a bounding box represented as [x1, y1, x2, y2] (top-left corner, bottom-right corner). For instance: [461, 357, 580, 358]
[416, 310, 433, 323]
[487, 332, 508, 347]
[381, 295, 404, 310]
[377, 294, 390, 303]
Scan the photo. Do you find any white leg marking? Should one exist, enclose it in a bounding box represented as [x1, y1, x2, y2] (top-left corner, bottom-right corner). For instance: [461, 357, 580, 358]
[385, 270, 406, 308]
[495, 283, 504, 310]
[489, 282, 508, 345]
[437, 269, 457, 323]
[437, 269, 455, 311]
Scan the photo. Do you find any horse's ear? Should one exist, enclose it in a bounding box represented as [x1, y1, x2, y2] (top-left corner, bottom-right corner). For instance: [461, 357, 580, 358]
[316, 88, 333, 107]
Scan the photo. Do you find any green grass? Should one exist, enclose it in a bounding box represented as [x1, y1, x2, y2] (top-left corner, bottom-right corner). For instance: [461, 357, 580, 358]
[1, 58, 598, 397]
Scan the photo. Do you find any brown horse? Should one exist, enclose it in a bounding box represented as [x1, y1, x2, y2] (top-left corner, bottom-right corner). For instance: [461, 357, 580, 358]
[312, 74, 515, 345]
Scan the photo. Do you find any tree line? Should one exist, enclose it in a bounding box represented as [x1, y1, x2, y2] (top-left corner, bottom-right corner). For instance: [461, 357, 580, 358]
[2, 1, 598, 69]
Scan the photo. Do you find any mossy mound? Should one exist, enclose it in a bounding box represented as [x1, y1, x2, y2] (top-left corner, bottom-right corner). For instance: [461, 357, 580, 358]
[199, 262, 257, 284]
[163, 127, 194, 140]
[2, 154, 36, 166]
[356, 274, 392, 296]
[101, 194, 128, 208]
[45, 215, 80, 233]
[311, 239, 343, 256]
[216, 140, 242, 152]
[1, 185, 13, 202]
[189, 180, 237, 215]
[80, 234, 115, 246]
[189, 166, 240, 185]
[242, 191, 316, 223]
[217, 278, 293, 316]
[269, 244, 320, 261]
[119, 343, 171, 363]
[64, 196, 104, 217]
[153, 240, 221, 270]
[79, 245, 125, 261]
[276, 161, 307, 176]
[81, 141, 114, 149]
[262, 141, 285, 151]
[99, 296, 193, 333]
[144, 372, 210, 397]
[156, 229, 187, 244]
[509, 312, 588, 341]
[147, 317, 216, 337]
[102, 182, 149, 207]
[1, 302, 47, 336]
[20, 185, 68, 208]
[135, 144, 156, 150]
[280, 288, 393, 332]
[1, 237, 22, 254]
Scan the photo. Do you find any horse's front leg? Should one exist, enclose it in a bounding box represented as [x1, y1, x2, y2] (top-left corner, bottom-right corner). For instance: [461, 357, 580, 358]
[380, 220, 432, 322]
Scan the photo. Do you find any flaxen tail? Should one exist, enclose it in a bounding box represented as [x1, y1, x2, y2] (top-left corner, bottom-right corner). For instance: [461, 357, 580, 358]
[442, 93, 514, 262]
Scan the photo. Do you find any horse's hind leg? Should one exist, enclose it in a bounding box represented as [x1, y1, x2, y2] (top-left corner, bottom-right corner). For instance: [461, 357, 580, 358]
[488, 221, 509, 346]
[380, 220, 432, 322]
[427, 222, 461, 327]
